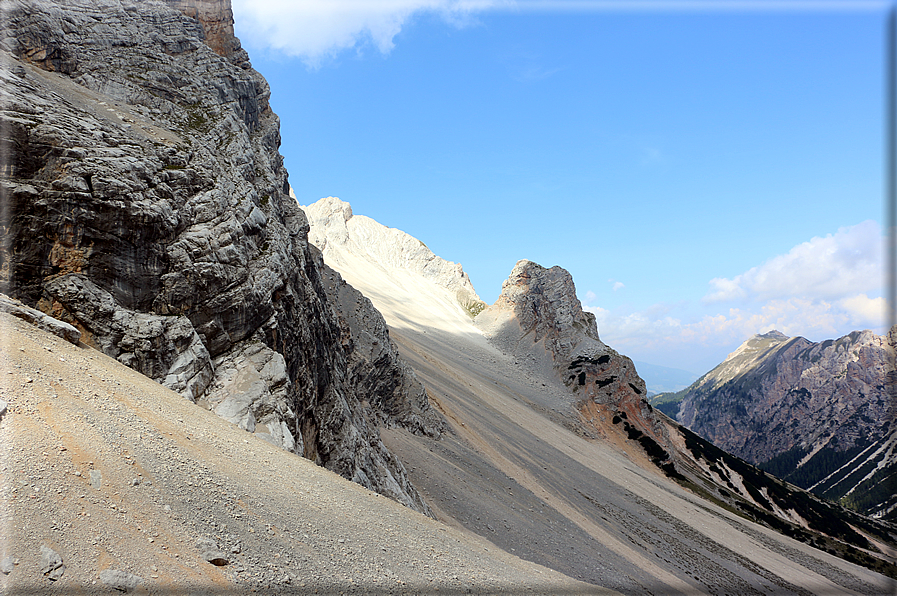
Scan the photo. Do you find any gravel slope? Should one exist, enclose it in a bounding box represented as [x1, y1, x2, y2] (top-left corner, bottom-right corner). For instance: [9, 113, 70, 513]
[381, 325, 896, 595]
[0, 311, 606, 595]
[300, 202, 894, 594]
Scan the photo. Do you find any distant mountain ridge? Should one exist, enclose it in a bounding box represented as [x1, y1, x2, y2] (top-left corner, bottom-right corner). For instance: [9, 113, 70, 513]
[673, 328, 896, 520]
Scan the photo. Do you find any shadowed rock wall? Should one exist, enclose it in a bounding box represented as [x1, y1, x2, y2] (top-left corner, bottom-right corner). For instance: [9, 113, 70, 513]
[0, 0, 440, 514]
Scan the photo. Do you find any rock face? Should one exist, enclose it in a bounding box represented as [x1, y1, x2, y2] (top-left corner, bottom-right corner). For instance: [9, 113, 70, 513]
[0, 0, 439, 514]
[305, 197, 486, 319]
[0, 292, 81, 345]
[678, 328, 896, 519]
[475, 260, 604, 363]
[163, 0, 248, 62]
[475, 260, 663, 445]
[317, 262, 444, 439]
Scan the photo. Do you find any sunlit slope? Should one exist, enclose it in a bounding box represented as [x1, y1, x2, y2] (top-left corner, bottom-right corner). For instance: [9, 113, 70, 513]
[304, 197, 896, 594]
[304, 196, 485, 337]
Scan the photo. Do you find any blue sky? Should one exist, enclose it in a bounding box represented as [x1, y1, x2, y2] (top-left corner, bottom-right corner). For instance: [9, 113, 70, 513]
[232, 0, 890, 374]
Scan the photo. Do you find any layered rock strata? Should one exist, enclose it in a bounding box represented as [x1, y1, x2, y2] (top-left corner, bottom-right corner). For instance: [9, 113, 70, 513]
[0, 0, 439, 513]
[678, 328, 896, 518]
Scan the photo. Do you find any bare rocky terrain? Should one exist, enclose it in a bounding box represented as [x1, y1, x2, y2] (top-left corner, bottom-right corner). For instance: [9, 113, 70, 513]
[3, 1, 896, 594]
[1, 0, 441, 517]
[305, 197, 897, 595]
[0, 309, 603, 595]
[673, 329, 896, 520]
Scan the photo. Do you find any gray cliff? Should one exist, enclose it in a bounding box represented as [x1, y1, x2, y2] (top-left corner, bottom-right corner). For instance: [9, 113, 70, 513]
[0, 0, 440, 514]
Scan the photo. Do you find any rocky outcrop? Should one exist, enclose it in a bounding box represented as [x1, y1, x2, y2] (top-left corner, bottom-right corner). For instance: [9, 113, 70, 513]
[475, 260, 663, 444]
[475, 260, 604, 361]
[162, 0, 248, 64]
[0, 293, 80, 345]
[677, 328, 896, 518]
[41, 274, 214, 401]
[0, 0, 438, 515]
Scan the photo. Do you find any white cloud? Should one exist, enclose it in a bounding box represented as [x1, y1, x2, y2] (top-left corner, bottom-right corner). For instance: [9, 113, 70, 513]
[607, 278, 625, 291]
[231, 1, 886, 67]
[507, 1, 886, 12]
[580, 221, 888, 372]
[590, 294, 887, 349]
[838, 293, 887, 327]
[232, 0, 506, 66]
[583, 293, 889, 372]
[703, 220, 883, 303]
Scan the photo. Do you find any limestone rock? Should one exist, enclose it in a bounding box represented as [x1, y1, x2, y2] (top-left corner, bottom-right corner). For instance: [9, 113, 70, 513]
[38, 545, 64, 581]
[42, 274, 214, 402]
[313, 261, 441, 515]
[317, 259, 444, 438]
[305, 197, 485, 318]
[0, 293, 80, 344]
[194, 537, 229, 566]
[99, 568, 143, 592]
[1, 0, 434, 515]
[203, 334, 298, 450]
[475, 259, 606, 366]
[162, 0, 249, 65]
[0, 556, 16, 575]
[476, 260, 664, 447]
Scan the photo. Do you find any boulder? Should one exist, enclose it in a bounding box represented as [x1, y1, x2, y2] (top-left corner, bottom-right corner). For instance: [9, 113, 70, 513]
[38, 546, 64, 581]
[99, 568, 143, 592]
[0, 293, 81, 344]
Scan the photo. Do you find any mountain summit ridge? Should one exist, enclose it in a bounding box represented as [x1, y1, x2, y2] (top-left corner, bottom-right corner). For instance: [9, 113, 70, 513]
[305, 196, 486, 320]
[677, 326, 896, 519]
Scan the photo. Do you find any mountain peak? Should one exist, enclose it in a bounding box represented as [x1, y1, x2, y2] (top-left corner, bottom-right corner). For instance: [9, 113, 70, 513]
[303, 197, 486, 328]
[754, 329, 789, 341]
[477, 259, 605, 365]
[678, 326, 896, 520]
